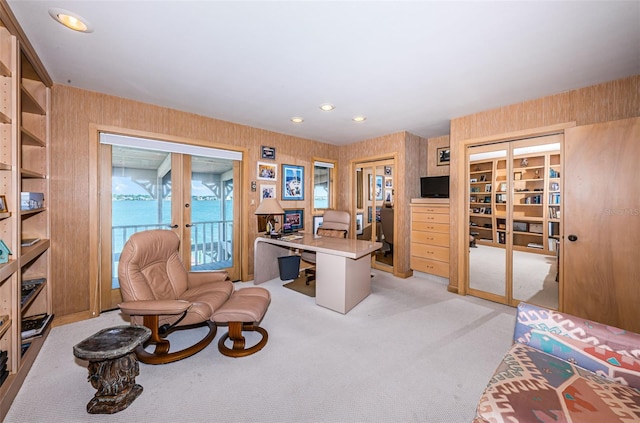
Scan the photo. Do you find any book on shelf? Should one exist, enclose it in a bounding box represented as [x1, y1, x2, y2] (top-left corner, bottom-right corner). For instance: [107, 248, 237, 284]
[21, 238, 41, 247]
[21, 278, 46, 306]
[21, 313, 54, 340]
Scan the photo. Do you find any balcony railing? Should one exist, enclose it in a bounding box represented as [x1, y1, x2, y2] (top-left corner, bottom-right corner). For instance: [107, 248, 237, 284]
[111, 220, 233, 288]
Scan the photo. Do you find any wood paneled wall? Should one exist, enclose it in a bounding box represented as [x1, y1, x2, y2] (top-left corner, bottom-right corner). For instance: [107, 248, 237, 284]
[51, 85, 336, 320]
[448, 75, 640, 294]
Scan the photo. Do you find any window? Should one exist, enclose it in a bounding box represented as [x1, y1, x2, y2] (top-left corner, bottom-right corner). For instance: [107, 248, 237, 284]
[312, 159, 335, 211]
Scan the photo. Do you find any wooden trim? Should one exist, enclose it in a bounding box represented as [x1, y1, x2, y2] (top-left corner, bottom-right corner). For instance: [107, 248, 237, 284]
[454, 122, 575, 299]
[89, 124, 100, 317]
[310, 156, 338, 214]
[0, 0, 53, 86]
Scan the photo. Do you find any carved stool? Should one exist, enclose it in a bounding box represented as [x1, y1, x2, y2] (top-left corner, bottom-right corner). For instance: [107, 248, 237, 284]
[211, 287, 270, 357]
[73, 325, 151, 414]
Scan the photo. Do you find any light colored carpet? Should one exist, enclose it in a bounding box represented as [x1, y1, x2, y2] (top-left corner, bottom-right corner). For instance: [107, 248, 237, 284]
[6, 270, 516, 423]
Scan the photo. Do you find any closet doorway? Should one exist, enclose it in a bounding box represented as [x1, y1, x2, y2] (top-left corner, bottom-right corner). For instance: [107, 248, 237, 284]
[466, 134, 562, 309]
[98, 133, 243, 311]
[352, 157, 395, 272]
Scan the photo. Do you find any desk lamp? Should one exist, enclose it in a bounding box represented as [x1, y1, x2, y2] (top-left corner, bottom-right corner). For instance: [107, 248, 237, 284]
[254, 198, 285, 236]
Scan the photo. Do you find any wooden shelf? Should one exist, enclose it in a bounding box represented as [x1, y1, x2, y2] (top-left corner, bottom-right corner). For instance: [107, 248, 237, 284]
[0, 318, 11, 339]
[20, 127, 45, 147]
[20, 239, 49, 264]
[0, 261, 18, 283]
[20, 82, 46, 116]
[20, 168, 46, 179]
[0, 110, 10, 124]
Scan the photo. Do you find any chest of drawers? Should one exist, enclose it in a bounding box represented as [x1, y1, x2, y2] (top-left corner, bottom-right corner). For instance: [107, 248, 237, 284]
[410, 201, 450, 278]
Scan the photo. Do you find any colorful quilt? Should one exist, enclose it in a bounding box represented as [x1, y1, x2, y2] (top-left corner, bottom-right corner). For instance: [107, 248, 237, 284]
[475, 343, 640, 422]
[514, 302, 640, 389]
[474, 303, 640, 422]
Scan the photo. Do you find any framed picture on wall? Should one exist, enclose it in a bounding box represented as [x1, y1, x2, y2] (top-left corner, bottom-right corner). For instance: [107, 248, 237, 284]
[259, 184, 276, 201]
[313, 215, 323, 235]
[257, 162, 277, 181]
[356, 213, 364, 235]
[437, 147, 450, 166]
[260, 145, 276, 160]
[282, 164, 304, 200]
[375, 176, 383, 200]
[284, 209, 304, 231]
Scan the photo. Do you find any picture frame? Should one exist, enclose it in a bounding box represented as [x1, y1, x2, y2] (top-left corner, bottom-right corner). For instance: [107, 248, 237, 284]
[312, 215, 323, 235]
[437, 147, 450, 166]
[368, 205, 382, 223]
[385, 178, 393, 188]
[0, 195, 7, 213]
[282, 164, 304, 201]
[257, 162, 277, 181]
[259, 184, 276, 201]
[485, 183, 492, 193]
[384, 166, 392, 176]
[375, 175, 383, 201]
[356, 213, 364, 235]
[513, 221, 528, 232]
[385, 189, 393, 203]
[260, 145, 276, 160]
[284, 209, 304, 231]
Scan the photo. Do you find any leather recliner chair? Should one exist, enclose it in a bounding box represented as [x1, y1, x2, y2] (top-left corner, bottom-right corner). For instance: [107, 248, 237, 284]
[118, 230, 234, 364]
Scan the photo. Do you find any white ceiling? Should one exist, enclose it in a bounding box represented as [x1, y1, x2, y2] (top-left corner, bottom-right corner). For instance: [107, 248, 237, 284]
[7, 1, 640, 146]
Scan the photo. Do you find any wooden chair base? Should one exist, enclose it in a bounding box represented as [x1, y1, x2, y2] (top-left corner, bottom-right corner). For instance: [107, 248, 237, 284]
[217, 322, 268, 358]
[134, 316, 217, 365]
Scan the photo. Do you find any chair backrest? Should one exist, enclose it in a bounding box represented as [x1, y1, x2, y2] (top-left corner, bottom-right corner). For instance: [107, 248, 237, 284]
[319, 210, 351, 236]
[380, 206, 394, 244]
[118, 230, 190, 302]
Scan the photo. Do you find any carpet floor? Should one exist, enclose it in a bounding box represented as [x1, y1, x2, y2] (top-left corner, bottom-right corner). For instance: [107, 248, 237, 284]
[5, 270, 516, 423]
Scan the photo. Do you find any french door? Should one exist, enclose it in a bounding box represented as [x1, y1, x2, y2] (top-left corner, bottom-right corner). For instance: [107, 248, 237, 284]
[99, 134, 241, 311]
[352, 157, 395, 273]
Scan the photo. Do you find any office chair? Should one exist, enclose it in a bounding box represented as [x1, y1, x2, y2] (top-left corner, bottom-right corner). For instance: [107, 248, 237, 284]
[301, 210, 350, 284]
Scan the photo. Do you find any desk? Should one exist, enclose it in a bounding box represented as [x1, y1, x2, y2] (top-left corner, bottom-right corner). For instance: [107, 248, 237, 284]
[254, 234, 382, 313]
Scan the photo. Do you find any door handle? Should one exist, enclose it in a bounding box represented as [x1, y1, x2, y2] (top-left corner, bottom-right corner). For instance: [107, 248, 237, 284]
[568, 234, 578, 242]
[186, 224, 193, 228]
[168, 224, 178, 229]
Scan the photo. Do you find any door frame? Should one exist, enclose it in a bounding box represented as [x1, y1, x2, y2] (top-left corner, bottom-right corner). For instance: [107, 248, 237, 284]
[455, 122, 575, 305]
[349, 154, 396, 273]
[89, 124, 247, 315]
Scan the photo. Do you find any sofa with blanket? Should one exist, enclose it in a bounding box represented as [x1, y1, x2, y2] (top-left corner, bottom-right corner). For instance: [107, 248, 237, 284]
[474, 302, 640, 422]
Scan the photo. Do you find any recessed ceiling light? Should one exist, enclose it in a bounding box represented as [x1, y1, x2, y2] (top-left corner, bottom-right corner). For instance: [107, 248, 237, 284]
[49, 8, 93, 33]
[290, 117, 304, 123]
[319, 104, 335, 112]
[352, 116, 367, 122]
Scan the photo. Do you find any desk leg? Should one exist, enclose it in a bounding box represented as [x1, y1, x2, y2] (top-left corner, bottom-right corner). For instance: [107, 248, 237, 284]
[315, 253, 371, 314]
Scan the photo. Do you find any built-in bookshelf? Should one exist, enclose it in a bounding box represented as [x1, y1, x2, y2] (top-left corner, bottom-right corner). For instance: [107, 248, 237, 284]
[469, 149, 561, 254]
[0, 17, 51, 417]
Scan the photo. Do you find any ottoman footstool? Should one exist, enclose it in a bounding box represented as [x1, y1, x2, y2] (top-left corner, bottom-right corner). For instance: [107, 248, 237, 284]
[212, 287, 270, 357]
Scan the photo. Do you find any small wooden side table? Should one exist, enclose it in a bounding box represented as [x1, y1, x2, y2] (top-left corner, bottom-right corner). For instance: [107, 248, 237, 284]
[73, 325, 151, 414]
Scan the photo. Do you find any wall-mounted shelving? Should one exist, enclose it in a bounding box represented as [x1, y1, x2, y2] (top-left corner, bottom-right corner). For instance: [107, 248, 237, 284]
[0, 18, 51, 418]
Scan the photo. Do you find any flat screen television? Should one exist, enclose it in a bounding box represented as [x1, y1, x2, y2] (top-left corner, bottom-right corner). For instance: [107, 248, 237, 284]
[420, 176, 449, 198]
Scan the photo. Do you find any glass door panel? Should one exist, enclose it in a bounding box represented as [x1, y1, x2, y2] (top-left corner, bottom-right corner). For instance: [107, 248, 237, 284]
[468, 147, 507, 299]
[102, 145, 176, 310]
[187, 156, 239, 280]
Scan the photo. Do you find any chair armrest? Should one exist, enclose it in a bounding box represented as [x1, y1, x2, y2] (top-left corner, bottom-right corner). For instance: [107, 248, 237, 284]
[187, 270, 229, 288]
[118, 299, 191, 316]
